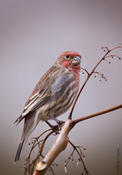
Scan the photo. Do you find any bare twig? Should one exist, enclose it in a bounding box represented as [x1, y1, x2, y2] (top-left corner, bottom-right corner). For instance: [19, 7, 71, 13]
[93, 71, 107, 81]
[72, 104, 122, 125]
[80, 67, 90, 75]
[67, 140, 89, 175]
[24, 129, 54, 175]
[32, 130, 54, 165]
[28, 129, 52, 160]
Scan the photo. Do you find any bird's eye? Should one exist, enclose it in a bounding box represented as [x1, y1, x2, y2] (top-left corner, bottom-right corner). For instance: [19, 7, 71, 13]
[66, 55, 70, 59]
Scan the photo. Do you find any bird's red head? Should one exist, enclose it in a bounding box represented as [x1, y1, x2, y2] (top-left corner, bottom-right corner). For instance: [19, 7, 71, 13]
[56, 51, 82, 70]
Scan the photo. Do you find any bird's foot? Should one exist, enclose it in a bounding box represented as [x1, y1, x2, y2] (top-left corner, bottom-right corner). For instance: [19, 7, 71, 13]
[45, 121, 59, 134]
[45, 118, 64, 134]
[50, 116, 65, 131]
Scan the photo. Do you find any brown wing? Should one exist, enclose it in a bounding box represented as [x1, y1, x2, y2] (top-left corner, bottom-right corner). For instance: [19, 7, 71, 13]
[14, 65, 61, 125]
[22, 65, 58, 116]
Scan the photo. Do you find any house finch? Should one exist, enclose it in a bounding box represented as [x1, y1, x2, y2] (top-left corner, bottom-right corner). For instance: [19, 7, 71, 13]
[14, 51, 81, 162]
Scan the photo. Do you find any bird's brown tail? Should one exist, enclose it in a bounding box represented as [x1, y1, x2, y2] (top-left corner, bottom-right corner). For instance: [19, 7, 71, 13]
[14, 112, 39, 162]
[14, 140, 24, 162]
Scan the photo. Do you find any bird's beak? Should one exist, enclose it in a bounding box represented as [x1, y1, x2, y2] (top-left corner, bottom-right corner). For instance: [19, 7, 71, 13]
[72, 56, 81, 65]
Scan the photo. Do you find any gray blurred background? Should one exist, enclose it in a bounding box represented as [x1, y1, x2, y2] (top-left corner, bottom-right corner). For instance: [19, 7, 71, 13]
[0, 0, 122, 174]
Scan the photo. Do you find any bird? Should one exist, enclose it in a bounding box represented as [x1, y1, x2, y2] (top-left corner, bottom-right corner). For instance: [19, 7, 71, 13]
[14, 51, 81, 162]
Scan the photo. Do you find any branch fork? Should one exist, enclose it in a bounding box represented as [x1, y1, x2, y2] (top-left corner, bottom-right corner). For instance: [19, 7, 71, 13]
[33, 119, 73, 175]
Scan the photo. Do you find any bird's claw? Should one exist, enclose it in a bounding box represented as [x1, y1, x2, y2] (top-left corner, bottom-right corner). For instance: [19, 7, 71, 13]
[45, 120, 65, 134]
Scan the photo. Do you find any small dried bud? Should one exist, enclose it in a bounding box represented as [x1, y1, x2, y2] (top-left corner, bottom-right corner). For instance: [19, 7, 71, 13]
[64, 166, 68, 173]
[55, 163, 58, 167]
[77, 160, 80, 166]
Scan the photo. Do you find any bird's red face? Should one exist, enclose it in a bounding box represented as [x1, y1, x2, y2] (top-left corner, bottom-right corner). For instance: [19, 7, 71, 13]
[58, 51, 81, 70]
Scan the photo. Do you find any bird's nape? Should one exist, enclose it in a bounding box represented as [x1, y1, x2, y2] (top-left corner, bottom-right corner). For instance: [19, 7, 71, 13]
[14, 112, 39, 161]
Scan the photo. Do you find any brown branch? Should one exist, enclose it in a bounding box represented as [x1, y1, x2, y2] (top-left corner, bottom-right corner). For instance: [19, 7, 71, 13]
[68, 45, 122, 120]
[72, 104, 122, 125]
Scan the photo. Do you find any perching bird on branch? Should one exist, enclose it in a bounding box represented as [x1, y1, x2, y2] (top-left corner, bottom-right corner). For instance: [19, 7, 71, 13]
[14, 51, 81, 162]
